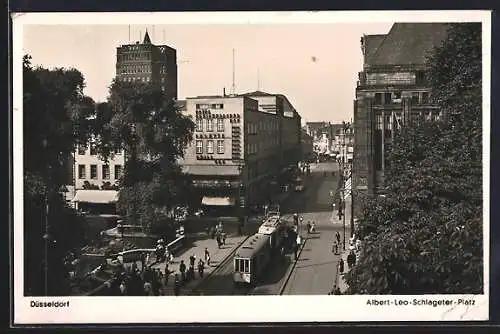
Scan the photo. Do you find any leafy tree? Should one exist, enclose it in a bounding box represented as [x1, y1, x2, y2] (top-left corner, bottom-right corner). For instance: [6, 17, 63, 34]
[94, 80, 195, 235]
[345, 23, 482, 294]
[23, 55, 94, 296]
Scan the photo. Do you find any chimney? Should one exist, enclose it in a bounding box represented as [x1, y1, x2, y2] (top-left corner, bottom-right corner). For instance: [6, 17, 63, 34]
[223, 87, 226, 97]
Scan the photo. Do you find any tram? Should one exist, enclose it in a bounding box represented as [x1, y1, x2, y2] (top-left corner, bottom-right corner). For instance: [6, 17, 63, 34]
[233, 215, 288, 286]
[233, 233, 271, 285]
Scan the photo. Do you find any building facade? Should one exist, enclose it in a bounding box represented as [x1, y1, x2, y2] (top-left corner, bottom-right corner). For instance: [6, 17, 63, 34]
[74, 140, 125, 190]
[353, 23, 449, 213]
[300, 130, 314, 158]
[116, 31, 178, 101]
[332, 122, 354, 164]
[179, 91, 301, 216]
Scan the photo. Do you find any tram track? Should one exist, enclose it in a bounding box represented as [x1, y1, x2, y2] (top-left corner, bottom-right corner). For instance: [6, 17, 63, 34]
[190, 171, 327, 296]
[189, 235, 251, 296]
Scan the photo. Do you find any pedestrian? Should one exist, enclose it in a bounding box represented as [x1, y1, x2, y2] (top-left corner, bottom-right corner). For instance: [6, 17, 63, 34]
[198, 259, 205, 278]
[164, 264, 170, 286]
[332, 241, 338, 254]
[306, 221, 311, 234]
[179, 260, 186, 283]
[189, 254, 196, 267]
[336, 231, 341, 245]
[339, 258, 344, 274]
[152, 274, 160, 296]
[119, 280, 127, 296]
[144, 281, 152, 296]
[189, 264, 195, 280]
[174, 274, 181, 296]
[165, 249, 171, 264]
[205, 248, 211, 266]
[294, 242, 299, 260]
[156, 268, 164, 282]
[352, 251, 357, 267]
[347, 252, 353, 270]
[222, 232, 227, 245]
[140, 253, 146, 272]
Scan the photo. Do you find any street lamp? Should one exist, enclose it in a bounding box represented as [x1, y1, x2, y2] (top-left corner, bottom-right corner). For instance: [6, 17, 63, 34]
[340, 189, 346, 251]
[42, 233, 55, 295]
[237, 162, 246, 235]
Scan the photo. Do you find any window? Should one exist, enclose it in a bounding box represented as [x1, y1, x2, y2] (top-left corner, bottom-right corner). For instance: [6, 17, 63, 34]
[217, 140, 224, 154]
[376, 114, 383, 130]
[196, 140, 203, 154]
[90, 165, 98, 179]
[102, 165, 110, 180]
[416, 71, 426, 85]
[421, 92, 429, 104]
[385, 115, 392, 130]
[206, 119, 214, 132]
[114, 165, 123, 180]
[196, 119, 203, 132]
[217, 118, 224, 132]
[78, 144, 86, 155]
[235, 259, 249, 273]
[411, 92, 420, 104]
[90, 143, 97, 155]
[196, 104, 209, 110]
[207, 140, 214, 154]
[384, 92, 392, 104]
[78, 165, 86, 179]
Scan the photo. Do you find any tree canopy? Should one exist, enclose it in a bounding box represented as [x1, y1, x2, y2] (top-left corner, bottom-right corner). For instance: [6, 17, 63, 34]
[93, 79, 195, 234]
[345, 23, 483, 294]
[23, 55, 93, 295]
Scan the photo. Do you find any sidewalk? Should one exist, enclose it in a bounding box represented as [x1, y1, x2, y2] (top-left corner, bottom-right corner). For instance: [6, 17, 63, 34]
[149, 234, 247, 295]
[335, 243, 361, 294]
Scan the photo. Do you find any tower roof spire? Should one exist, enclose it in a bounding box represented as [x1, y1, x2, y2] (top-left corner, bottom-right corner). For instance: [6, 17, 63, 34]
[143, 29, 152, 44]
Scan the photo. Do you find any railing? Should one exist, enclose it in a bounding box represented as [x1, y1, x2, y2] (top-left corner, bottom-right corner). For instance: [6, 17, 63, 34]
[167, 235, 186, 256]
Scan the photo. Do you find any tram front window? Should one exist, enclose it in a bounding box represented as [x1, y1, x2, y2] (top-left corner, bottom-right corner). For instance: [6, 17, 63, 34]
[235, 258, 250, 273]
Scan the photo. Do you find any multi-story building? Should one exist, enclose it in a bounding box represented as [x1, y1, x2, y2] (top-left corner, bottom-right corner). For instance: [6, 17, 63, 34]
[353, 23, 450, 213]
[300, 130, 314, 158]
[74, 139, 125, 190]
[116, 30, 178, 100]
[179, 91, 301, 217]
[332, 122, 354, 163]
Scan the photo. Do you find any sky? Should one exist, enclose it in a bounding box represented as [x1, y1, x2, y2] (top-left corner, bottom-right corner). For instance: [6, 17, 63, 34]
[22, 20, 396, 124]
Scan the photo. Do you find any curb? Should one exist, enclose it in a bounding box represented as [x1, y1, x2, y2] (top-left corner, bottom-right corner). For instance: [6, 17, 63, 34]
[278, 237, 308, 295]
[188, 235, 251, 295]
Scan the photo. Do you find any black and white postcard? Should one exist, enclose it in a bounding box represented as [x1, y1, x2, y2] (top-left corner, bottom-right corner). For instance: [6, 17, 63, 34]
[12, 10, 491, 324]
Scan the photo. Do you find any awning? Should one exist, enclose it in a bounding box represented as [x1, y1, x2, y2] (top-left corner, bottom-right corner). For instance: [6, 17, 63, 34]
[72, 190, 118, 204]
[182, 165, 240, 176]
[201, 196, 235, 206]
